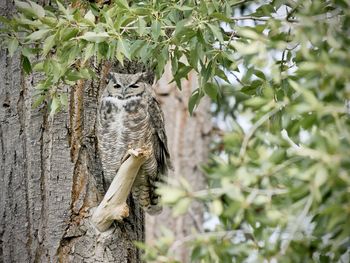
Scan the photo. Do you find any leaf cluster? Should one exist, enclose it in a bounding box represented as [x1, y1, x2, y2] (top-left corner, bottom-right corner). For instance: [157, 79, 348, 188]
[137, 0, 350, 262]
[2, 0, 250, 114]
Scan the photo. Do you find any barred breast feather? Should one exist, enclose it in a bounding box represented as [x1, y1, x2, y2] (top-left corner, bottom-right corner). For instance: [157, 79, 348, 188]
[97, 88, 170, 215]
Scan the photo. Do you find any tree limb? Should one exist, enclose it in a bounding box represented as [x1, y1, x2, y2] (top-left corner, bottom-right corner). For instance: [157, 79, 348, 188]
[91, 148, 149, 232]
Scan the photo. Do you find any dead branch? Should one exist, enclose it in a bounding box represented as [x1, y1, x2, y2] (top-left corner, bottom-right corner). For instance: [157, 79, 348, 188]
[91, 148, 149, 232]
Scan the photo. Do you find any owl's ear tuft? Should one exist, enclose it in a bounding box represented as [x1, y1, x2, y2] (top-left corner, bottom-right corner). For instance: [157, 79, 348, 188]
[139, 71, 154, 84]
[105, 72, 113, 84]
[107, 72, 113, 80]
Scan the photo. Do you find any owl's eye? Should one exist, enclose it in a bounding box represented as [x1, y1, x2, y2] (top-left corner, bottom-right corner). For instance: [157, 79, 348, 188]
[113, 83, 121, 89]
[129, 83, 139, 88]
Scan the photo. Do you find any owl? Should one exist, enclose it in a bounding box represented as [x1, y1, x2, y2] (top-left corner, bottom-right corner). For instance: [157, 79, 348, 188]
[97, 72, 171, 215]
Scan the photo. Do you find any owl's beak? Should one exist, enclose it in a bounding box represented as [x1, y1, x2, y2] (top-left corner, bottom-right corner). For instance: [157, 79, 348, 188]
[121, 86, 127, 97]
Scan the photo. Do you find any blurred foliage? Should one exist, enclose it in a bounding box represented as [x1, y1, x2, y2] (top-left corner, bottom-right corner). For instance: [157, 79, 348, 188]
[145, 0, 350, 263]
[1, 0, 350, 262]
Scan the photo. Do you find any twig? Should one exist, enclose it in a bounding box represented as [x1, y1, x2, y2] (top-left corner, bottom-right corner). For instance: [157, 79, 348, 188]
[228, 71, 244, 86]
[191, 185, 289, 200]
[169, 230, 252, 253]
[231, 16, 298, 23]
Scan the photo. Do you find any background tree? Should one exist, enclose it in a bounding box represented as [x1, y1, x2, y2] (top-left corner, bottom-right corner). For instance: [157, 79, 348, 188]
[1, 0, 349, 262]
[147, 67, 211, 261]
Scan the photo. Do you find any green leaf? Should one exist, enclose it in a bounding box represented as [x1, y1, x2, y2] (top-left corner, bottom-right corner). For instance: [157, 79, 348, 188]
[40, 17, 57, 27]
[172, 198, 191, 216]
[22, 55, 32, 75]
[254, 69, 266, 80]
[15, 0, 36, 18]
[32, 94, 46, 108]
[204, 82, 218, 101]
[158, 187, 185, 203]
[207, 23, 224, 43]
[236, 27, 262, 40]
[98, 42, 109, 57]
[215, 67, 229, 83]
[210, 12, 232, 23]
[60, 28, 79, 41]
[210, 199, 223, 216]
[26, 29, 50, 41]
[79, 32, 109, 43]
[117, 38, 130, 60]
[50, 96, 60, 115]
[56, 1, 69, 16]
[65, 70, 84, 81]
[188, 89, 200, 115]
[174, 5, 193, 11]
[130, 40, 145, 58]
[33, 61, 44, 71]
[244, 96, 267, 108]
[174, 19, 188, 37]
[151, 20, 161, 41]
[115, 0, 129, 9]
[42, 35, 56, 56]
[8, 38, 19, 57]
[84, 10, 95, 24]
[28, 0, 45, 18]
[83, 43, 95, 63]
[137, 17, 146, 36]
[59, 93, 68, 107]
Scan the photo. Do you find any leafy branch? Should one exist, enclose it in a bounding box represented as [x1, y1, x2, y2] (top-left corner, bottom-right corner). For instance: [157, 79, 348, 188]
[0, 0, 301, 114]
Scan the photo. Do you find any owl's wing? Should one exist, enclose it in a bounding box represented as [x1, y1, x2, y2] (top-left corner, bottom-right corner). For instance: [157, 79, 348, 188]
[148, 95, 171, 177]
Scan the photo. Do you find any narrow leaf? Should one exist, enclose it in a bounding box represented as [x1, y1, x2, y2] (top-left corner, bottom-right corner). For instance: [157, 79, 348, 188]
[83, 43, 95, 63]
[117, 38, 130, 60]
[8, 38, 19, 57]
[79, 32, 109, 43]
[207, 24, 224, 43]
[22, 55, 32, 75]
[84, 10, 95, 24]
[50, 96, 60, 115]
[42, 35, 56, 56]
[32, 95, 46, 108]
[28, 0, 45, 18]
[59, 93, 68, 107]
[204, 82, 218, 101]
[151, 20, 161, 41]
[26, 29, 50, 41]
[188, 90, 200, 115]
[137, 17, 146, 36]
[56, 1, 69, 16]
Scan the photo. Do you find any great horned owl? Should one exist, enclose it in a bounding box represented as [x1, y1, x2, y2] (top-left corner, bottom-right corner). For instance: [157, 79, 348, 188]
[97, 72, 171, 215]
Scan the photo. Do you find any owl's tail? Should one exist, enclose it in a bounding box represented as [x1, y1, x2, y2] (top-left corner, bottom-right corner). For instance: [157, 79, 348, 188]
[132, 174, 163, 215]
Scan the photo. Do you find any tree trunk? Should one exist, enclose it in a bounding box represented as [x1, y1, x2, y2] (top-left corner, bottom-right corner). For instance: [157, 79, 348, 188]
[0, 2, 143, 263]
[146, 64, 212, 262]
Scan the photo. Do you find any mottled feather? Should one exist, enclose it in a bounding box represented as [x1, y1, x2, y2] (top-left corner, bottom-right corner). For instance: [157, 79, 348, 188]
[97, 72, 171, 215]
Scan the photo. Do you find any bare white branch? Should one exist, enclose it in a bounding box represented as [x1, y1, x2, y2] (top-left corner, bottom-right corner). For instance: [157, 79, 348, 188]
[91, 148, 149, 232]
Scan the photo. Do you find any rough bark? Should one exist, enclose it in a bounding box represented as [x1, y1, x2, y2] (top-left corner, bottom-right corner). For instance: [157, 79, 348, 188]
[146, 63, 212, 262]
[0, 2, 144, 263]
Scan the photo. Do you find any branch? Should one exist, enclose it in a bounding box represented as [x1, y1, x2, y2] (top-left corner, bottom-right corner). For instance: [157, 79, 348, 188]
[231, 16, 298, 23]
[169, 230, 255, 253]
[91, 148, 149, 232]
